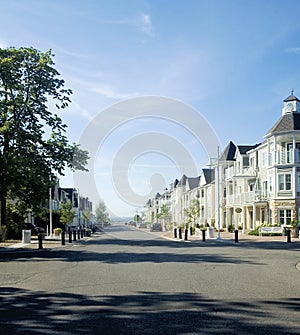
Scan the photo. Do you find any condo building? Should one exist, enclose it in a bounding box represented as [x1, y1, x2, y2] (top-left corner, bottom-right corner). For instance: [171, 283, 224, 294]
[144, 92, 300, 231]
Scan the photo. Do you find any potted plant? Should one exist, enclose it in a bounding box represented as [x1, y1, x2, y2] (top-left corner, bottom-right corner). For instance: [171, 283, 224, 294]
[290, 220, 299, 238]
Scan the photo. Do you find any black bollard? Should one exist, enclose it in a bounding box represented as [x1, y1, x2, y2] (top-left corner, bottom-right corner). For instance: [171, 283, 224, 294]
[69, 231, 72, 243]
[235, 229, 239, 243]
[61, 231, 65, 246]
[178, 227, 182, 239]
[174, 228, 177, 238]
[190, 227, 193, 236]
[38, 233, 43, 249]
[202, 229, 206, 242]
[184, 228, 188, 240]
[81, 229, 84, 238]
[77, 229, 80, 240]
[287, 229, 291, 243]
[73, 230, 77, 241]
[83, 229, 86, 237]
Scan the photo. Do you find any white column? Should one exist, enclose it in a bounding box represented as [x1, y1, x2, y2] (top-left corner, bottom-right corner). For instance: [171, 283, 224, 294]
[253, 204, 256, 229]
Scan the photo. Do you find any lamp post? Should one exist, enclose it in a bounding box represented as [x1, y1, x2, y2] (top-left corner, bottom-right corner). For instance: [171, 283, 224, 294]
[216, 146, 221, 240]
[49, 186, 53, 237]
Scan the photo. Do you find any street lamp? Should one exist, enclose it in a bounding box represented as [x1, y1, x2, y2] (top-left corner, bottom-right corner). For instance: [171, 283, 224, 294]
[216, 146, 221, 240]
[49, 186, 53, 237]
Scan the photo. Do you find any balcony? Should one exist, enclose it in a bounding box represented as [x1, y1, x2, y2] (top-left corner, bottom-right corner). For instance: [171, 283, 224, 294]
[274, 149, 300, 165]
[225, 191, 267, 206]
[225, 167, 256, 180]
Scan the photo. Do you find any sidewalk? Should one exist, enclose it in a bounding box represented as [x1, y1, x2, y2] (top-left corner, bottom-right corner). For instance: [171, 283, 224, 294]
[1, 229, 298, 252]
[0, 233, 96, 252]
[153, 229, 300, 243]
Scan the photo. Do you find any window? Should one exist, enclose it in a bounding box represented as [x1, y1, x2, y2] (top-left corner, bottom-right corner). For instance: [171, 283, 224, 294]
[278, 173, 291, 191]
[297, 174, 300, 192]
[201, 189, 204, 197]
[262, 151, 267, 166]
[278, 209, 291, 225]
[287, 143, 293, 163]
[286, 142, 300, 163]
[262, 181, 268, 197]
[297, 143, 300, 163]
[269, 209, 273, 225]
[269, 175, 274, 192]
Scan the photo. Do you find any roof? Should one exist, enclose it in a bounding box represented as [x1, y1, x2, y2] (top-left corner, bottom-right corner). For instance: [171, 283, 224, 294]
[237, 144, 260, 155]
[202, 168, 215, 184]
[155, 192, 161, 199]
[219, 141, 236, 161]
[187, 176, 200, 190]
[178, 174, 187, 187]
[173, 178, 179, 188]
[266, 112, 300, 136]
[283, 92, 300, 102]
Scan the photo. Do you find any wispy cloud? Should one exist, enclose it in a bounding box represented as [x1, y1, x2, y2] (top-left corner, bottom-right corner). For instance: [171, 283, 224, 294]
[97, 13, 155, 37]
[91, 84, 139, 100]
[285, 47, 300, 55]
[139, 13, 154, 36]
[102, 19, 130, 25]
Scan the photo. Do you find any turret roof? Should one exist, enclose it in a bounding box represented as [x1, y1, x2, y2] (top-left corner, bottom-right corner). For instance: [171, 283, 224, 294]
[283, 90, 300, 102]
[266, 112, 300, 136]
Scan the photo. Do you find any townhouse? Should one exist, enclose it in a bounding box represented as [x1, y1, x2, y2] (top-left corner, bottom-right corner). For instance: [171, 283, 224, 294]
[144, 92, 300, 231]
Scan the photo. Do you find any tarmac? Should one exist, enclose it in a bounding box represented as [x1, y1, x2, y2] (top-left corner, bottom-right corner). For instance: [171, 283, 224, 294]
[0, 228, 299, 253]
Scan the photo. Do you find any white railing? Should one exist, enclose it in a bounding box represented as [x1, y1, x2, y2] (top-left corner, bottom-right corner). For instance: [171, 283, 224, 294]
[225, 192, 267, 205]
[225, 166, 256, 179]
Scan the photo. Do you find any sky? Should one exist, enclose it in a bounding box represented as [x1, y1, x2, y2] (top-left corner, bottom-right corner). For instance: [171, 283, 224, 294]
[1, 0, 300, 217]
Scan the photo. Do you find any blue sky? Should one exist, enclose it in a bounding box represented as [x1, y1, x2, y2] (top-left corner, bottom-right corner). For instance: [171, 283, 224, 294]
[2, 0, 300, 217]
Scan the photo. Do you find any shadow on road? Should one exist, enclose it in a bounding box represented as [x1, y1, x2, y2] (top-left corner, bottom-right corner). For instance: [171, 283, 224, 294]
[0, 287, 299, 334]
[0, 236, 265, 266]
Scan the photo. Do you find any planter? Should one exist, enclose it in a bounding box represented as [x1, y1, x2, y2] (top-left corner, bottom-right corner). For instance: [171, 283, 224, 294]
[291, 228, 298, 238]
[54, 228, 62, 236]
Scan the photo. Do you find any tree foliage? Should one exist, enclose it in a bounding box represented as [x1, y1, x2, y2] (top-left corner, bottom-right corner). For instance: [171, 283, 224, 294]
[184, 199, 200, 227]
[95, 201, 109, 224]
[59, 201, 75, 226]
[157, 204, 171, 223]
[0, 47, 89, 226]
[82, 208, 92, 225]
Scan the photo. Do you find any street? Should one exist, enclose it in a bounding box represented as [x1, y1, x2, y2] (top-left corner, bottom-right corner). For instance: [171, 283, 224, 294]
[0, 223, 300, 334]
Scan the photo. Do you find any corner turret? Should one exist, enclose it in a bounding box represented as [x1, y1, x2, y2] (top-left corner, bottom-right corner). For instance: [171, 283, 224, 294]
[282, 89, 300, 115]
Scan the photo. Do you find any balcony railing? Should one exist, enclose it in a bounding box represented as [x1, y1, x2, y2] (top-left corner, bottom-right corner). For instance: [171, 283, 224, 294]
[225, 191, 268, 205]
[225, 167, 256, 179]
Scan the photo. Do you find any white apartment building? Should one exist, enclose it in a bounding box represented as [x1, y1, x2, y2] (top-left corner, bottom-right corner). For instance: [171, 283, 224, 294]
[144, 92, 300, 231]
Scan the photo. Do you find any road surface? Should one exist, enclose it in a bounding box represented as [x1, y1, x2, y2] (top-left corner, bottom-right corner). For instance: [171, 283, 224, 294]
[0, 223, 299, 334]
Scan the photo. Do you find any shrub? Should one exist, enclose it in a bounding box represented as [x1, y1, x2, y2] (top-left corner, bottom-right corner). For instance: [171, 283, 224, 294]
[54, 228, 62, 236]
[248, 228, 259, 236]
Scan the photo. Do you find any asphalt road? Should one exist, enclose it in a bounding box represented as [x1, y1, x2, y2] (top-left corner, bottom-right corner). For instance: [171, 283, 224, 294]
[0, 223, 299, 334]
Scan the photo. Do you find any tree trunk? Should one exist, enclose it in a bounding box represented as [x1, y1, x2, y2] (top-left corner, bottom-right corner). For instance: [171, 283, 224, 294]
[0, 196, 6, 227]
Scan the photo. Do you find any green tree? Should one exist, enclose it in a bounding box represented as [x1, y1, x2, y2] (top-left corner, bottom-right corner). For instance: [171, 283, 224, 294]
[184, 199, 200, 228]
[0, 47, 89, 226]
[59, 201, 75, 228]
[157, 204, 171, 227]
[82, 208, 92, 225]
[95, 200, 109, 224]
[134, 214, 141, 223]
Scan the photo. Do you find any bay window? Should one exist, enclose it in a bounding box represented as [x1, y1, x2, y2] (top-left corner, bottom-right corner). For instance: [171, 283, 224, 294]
[278, 209, 291, 225]
[278, 173, 291, 191]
